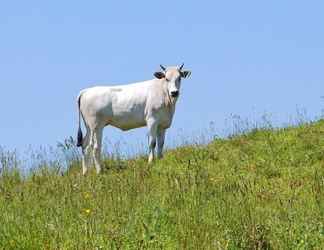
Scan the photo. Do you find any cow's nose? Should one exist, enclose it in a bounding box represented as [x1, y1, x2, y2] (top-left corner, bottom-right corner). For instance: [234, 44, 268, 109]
[171, 91, 179, 97]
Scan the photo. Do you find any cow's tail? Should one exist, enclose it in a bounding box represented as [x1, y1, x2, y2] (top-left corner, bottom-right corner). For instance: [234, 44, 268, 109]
[76, 93, 83, 147]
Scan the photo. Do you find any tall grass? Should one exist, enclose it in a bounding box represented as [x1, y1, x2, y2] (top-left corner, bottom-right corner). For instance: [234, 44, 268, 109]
[0, 120, 324, 249]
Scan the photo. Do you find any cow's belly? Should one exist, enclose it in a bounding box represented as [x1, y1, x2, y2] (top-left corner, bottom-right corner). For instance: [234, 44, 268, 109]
[110, 117, 146, 131]
[109, 109, 146, 131]
[101, 93, 147, 130]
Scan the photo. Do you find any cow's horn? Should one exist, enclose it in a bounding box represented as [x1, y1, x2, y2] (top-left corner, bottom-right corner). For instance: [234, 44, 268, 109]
[179, 63, 184, 71]
[160, 65, 166, 71]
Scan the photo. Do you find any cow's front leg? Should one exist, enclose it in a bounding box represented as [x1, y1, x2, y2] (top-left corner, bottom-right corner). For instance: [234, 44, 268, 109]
[147, 119, 158, 163]
[157, 129, 166, 159]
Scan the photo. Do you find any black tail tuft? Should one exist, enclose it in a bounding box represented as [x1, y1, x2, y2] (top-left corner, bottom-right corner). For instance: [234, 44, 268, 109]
[77, 127, 83, 147]
[76, 92, 83, 147]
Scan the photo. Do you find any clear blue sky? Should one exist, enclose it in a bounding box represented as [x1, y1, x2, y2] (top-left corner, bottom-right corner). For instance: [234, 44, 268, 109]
[1, 1, 323, 152]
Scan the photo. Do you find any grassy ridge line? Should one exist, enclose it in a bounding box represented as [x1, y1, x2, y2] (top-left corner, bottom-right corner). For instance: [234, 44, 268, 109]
[0, 120, 324, 249]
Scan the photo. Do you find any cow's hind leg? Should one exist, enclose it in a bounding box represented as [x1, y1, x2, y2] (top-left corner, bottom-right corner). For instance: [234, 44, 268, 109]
[92, 127, 104, 174]
[81, 126, 91, 175]
[147, 119, 158, 163]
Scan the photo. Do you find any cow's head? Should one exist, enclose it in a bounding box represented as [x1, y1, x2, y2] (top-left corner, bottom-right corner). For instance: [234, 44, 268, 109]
[154, 64, 191, 99]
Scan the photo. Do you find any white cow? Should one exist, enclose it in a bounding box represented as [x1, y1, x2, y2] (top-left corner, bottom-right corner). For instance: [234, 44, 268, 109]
[76, 64, 191, 174]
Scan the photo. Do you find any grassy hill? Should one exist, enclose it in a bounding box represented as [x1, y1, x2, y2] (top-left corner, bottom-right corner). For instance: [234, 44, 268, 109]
[0, 120, 324, 249]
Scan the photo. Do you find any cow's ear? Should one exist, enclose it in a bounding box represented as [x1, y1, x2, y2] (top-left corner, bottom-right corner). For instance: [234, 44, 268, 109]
[154, 71, 165, 79]
[181, 70, 191, 78]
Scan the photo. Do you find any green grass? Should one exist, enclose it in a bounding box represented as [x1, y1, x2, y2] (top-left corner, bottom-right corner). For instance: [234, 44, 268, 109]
[1, 120, 324, 249]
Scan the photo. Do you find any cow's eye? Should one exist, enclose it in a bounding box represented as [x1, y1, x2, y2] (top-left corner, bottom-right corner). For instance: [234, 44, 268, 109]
[165, 78, 170, 82]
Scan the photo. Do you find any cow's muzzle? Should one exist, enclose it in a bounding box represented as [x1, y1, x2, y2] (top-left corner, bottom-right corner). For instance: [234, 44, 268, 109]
[171, 91, 179, 98]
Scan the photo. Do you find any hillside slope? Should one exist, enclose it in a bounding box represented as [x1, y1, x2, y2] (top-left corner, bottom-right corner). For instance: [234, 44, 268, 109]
[1, 120, 324, 249]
